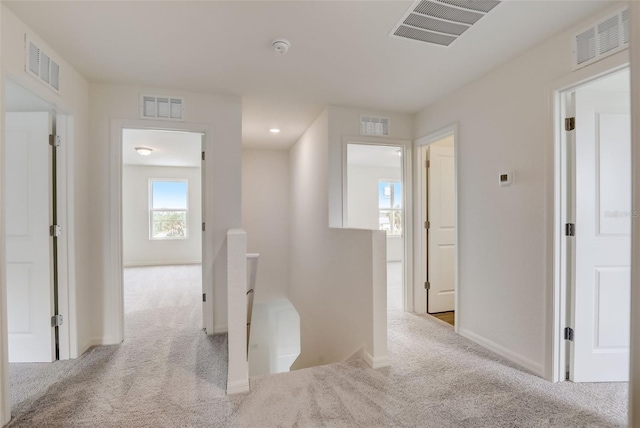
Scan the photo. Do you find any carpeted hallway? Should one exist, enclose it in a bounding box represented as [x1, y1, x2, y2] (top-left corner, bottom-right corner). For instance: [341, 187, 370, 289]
[7, 265, 628, 427]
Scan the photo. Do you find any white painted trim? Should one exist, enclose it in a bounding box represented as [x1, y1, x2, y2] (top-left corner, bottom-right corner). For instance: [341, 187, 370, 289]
[0, 74, 10, 425]
[55, 113, 77, 360]
[214, 325, 228, 334]
[109, 119, 213, 344]
[548, 50, 629, 382]
[123, 261, 202, 268]
[414, 124, 459, 334]
[363, 351, 391, 369]
[458, 328, 544, 377]
[226, 379, 250, 395]
[340, 137, 413, 313]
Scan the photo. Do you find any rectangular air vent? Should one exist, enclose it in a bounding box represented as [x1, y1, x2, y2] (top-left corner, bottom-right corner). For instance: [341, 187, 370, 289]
[573, 7, 629, 70]
[361, 115, 390, 136]
[390, 0, 501, 47]
[25, 38, 60, 93]
[140, 95, 184, 121]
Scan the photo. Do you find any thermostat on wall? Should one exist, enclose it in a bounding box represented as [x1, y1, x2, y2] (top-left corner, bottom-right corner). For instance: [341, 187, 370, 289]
[499, 172, 513, 187]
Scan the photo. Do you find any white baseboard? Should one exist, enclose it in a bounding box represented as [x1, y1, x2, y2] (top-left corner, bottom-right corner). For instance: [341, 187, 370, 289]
[363, 351, 391, 369]
[123, 261, 202, 267]
[458, 328, 544, 376]
[213, 325, 228, 334]
[227, 379, 250, 395]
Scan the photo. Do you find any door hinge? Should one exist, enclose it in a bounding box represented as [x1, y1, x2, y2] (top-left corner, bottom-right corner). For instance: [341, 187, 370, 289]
[202, 222, 205, 232]
[424, 281, 430, 290]
[51, 314, 63, 327]
[202, 293, 206, 302]
[49, 225, 62, 237]
[565, 223, 575, 237]
[424, 220, 430, 229]
[49, 134, 61, 147]
[425, 160, 430, 168]
[565, 117, 575, 131]
[564, 327, 574, 341]
[202, 151, 205, 161]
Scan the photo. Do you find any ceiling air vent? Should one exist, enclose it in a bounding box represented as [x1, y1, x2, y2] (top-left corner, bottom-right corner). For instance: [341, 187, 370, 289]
[361, 115, 390, 137]
[140, 95, 184, 121]
[25, 37, 60, 93]
[573, 7, 629, 70]
[390, 0, 501, 47]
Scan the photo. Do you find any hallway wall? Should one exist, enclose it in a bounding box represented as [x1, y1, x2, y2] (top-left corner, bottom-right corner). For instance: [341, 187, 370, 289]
[414, 4, 628, 378]
[241, 149, 290, 304]
[89, 83, 241, 340]
[0, 5, 92, 423]
[289, 109, 387, 369]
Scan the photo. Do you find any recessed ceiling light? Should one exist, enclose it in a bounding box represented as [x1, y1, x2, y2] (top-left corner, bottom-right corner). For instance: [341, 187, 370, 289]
[135, 147, 153, 156]
[270, 128, 281, 134]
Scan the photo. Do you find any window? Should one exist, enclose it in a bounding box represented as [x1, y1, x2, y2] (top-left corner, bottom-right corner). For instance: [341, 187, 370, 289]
[149, 180, 188, 239]
[379, 180, 402, 236]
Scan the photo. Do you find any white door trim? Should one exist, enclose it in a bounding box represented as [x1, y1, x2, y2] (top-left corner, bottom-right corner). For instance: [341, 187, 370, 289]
[109, 119, 212, 343]
[341, 136, 413, 312]
[549, 51, 629, 382]
[414, 124, 459, 332]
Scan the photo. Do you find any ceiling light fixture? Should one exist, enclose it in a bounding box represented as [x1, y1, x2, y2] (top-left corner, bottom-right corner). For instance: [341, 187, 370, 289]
[135, 147, 153, 156]
[270, 128, 281, 134]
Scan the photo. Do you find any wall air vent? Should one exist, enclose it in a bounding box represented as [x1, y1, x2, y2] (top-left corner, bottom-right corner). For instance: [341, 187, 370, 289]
[390, 0, 501, 47]
[361, 115, 390, 136]
[573, 7, 629, 70]
[140, 95, 184, 121]
[25, 37, 60, 93]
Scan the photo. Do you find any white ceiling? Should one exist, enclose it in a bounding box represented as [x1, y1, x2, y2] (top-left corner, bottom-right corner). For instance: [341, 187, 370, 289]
[348, 144, 403, 169]
[5, 1, 618, 149]
[122, 129, 202, 167]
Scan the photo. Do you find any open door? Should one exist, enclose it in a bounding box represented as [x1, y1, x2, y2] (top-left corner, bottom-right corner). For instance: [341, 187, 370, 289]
[427, 144, 455, 314]
[5, 112, 56, 363]
[570, 71, 631, 382]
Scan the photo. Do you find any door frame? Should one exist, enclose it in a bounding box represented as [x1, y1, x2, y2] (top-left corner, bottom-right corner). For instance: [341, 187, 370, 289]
[550, 53, 629, 382]
[341, 136, 413, 312]
[109, 119, 212, 343]
[415, 124, 459, 332]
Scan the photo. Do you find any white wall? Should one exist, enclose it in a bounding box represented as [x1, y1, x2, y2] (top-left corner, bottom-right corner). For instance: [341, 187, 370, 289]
[0, 5, 91, 422]
[414, 5, 627, 379]
[241, 149, 290, 304]
[629, 3, 640, 425]
[289, 109, 387, 369]
[122, 165, 201, 267]
[347, 164, 403, 262]
[327, 106, 413, 228]
[89, 83, 241, 341]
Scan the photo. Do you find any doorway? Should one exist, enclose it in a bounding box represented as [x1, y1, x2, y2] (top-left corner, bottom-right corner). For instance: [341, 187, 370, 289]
[344, 143, 406, 312]
[4, 80, 74, 363]
[121, 128, 204, 337]
[558, 68, 631, 383]
[416, 126, 458, 328]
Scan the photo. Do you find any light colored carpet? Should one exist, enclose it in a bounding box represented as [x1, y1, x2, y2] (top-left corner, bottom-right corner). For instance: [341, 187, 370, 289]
[7, 265, 627, 427]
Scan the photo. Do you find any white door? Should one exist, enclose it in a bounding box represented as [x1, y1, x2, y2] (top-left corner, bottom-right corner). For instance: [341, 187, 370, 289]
[5, 112, 55, 363]
[571, 74, 631, 382]
[427, 144, 456, 313]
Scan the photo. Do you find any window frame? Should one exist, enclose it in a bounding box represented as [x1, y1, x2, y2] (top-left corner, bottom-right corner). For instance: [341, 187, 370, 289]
[148, 178, 189, 240]
[378, 179, 403, 237]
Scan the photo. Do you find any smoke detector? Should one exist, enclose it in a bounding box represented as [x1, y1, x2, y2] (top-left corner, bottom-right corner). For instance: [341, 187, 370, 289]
[272, 39, 291, 54]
